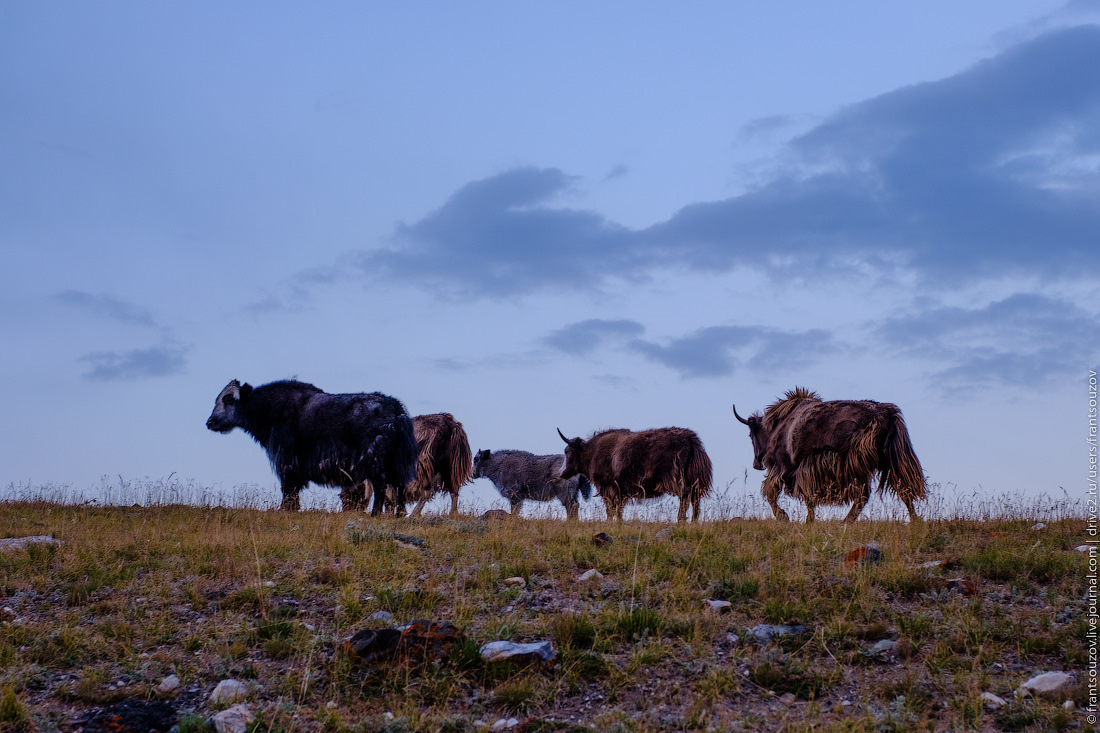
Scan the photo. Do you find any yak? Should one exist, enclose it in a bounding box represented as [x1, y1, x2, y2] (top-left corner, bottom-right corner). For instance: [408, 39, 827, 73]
[472, 449, 592, 519]
[205, 379, 418, 514]
[404, 413, 474, 517]
[557, 427, 713, 522]
[733, 387, 925, 522]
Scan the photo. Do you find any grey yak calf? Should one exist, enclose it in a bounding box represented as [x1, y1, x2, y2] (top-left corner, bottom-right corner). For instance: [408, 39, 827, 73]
[557, 427, 713, 522]
[205, 379, 418, 513]
[733, 387, 926, 522]
[472, 449, 592, 519]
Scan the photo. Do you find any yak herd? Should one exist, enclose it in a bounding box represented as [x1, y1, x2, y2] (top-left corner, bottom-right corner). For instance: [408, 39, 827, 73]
[206, 379, 926, 523]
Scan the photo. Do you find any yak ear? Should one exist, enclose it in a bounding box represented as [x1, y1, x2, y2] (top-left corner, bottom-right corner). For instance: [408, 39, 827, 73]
[239, 383, 253, 399]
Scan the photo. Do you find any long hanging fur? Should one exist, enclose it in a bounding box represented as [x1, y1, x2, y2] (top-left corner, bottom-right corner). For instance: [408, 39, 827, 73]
[406, 413, 473, 506]
[752, 387, 925, 520]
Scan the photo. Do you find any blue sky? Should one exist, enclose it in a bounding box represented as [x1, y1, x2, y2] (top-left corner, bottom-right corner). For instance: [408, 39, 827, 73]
[2, 2, 1097, 514]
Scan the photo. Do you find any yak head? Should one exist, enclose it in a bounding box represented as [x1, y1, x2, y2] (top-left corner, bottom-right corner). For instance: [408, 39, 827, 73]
[732, 404, 767, 471]
[472, 449, 493, 478]
[206, 380, 251, 433]
[556, 429, 588, 480]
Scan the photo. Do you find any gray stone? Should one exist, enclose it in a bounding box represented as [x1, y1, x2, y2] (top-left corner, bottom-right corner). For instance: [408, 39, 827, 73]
[578, 569, 604, 582]
[157, 674, 180, 693]
[980, 692, 1006, 708]
[211, 704, 254, 733]
[369, 610, 394, 623]
[747, 624, 808, 643]
[208, 678, 248, 706]
[1018, 671, 1073, 697]
[705, 599, 732, 613]
[0, 536, 60, 551]
[480, 640, 557, 666]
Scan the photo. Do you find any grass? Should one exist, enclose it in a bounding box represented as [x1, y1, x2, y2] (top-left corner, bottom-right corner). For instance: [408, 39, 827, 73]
[0, 496, 1091, 731]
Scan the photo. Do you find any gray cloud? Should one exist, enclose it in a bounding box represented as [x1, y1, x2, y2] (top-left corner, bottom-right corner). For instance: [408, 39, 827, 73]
[629, 326, 837, 379]
[542, 319, 645, 355]
[875, 293, 1100, 391]
[79, 343, 190, 381]
[55, 290, 157, 327]
[351, 26, 1099, 297]
[546, 319, 838, 379]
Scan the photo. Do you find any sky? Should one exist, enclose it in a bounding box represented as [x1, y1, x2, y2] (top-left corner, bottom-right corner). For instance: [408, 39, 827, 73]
[2, 2, 1098, 517]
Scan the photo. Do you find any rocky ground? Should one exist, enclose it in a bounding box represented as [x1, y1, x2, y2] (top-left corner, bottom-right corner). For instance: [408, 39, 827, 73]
[0, 502, 1092, 731]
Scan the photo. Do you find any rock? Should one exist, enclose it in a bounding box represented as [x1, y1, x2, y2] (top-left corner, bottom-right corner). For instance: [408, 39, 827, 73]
[78, 699, 176, 732]
[747, 624, 808, 643]
[480, 640, 557, 668]
[726, 632, 740, 645]
[211, 704, 254, 733]
[704, 599, 732, 613]
[263, 581, 275, 588]
[844, 542, 882, 567]
[980, 691, 1006, 708]
[578, 569, 604, 582]
[864, 639, 898, 657]
[1018, 671, 1074, 697]
[0, 535, 60, 551]
[1063, 700, 1075, 709]
[921, 560, 943, 569]
[369, 610, 394, 623]
[157, 675, 180, 694]
[502, 576, 526, 587]
[944, 577, 978, 596]
[491, 718, 519, 731]
[779, 692, 797, 704]
[208, 679, 248, 706]
[655, 526, 674, 541]
[393, 532, 427, 547]
[1030, 522, 1046, 531]
[481, 509, 511, 521]
[346, 620, 464, 665]
[593, 532, 614, 546]
[1078, 545, 1093, 553]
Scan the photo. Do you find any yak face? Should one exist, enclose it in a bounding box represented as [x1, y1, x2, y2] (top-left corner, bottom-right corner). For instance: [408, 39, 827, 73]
[472, 449, 492, 478]
[206, 380, 247, 433]
[733, 404, 768, 471]
[556, 429, 586, 480]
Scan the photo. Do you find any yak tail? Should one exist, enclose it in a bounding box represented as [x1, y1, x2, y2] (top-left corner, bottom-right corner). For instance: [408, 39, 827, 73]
[445, 419, 474, 490]
[684, 438, 714, 500]
[577, 475, 593, 502]
[878, 411, 926, 502]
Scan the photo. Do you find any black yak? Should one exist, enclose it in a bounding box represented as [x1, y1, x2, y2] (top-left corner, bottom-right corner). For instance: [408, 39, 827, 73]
[472, 449, 592, 519]
[405, 413, 474, 517]
[733, 387, 926, 522]
[205, 379, 418, 514]
[557, 427, 713, 522]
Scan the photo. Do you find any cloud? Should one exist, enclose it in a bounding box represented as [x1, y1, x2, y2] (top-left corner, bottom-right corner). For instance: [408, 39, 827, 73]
[875, 293, 1100, 391]
[79, 343, 190, 381]
[349, 26, 1100, 297]
[545, 319, 838, 379]
[542, 319, 645, 355]
[54, 290, 157, 327]
[629, 326, 837, 379]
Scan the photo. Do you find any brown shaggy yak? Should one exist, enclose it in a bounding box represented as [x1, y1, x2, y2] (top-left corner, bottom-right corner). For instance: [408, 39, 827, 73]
[733, 388, 926, 522]
[405, 413, 473, 516]
[557, 427, 713, 522]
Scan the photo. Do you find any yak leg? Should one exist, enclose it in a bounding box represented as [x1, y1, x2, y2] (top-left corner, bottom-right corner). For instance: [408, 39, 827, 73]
[510, 498, 523, 517]
[805, 503, 816, 523]
[677, 495, 689, 522]
[902, 497, 921, 523]
[340, 482, 370, 512]
[762, 472, 790, 521]
[843, 486, 871, 523]
[449, 490, 460, 517]
[279, 481, 304, 512]
[692, 497, 701, 522]
[409, 497, 428, 517]
[564, 501, 579, 520]
[369, 481, 387, 516]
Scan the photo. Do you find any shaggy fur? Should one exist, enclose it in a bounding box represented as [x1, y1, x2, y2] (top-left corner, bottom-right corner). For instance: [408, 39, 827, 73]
[472, 449, 592, 519]
[205, 379, 418, 514]
[404, 413, 473, 517]
[558, 427, 713, 522]
[735, 387, 925, 522]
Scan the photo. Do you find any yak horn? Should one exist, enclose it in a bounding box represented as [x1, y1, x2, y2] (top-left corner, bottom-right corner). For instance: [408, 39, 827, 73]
[732, 404, 750, 425]
[556, 428, 570, 443]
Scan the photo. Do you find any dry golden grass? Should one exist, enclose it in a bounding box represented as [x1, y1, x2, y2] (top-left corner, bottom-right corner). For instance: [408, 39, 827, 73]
[0, 500, 1090, 731]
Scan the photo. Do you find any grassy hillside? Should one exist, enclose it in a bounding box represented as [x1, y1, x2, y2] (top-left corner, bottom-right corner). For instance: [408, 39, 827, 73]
[0, 502, 1090, 731]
